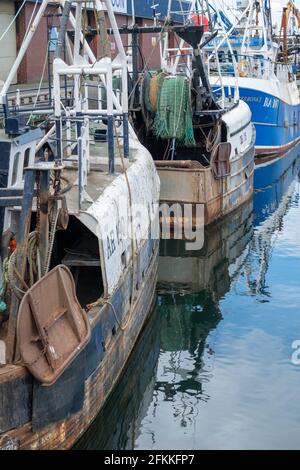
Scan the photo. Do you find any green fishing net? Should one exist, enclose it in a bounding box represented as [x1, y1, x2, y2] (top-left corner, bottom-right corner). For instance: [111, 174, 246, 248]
[152, 75, 195, 146]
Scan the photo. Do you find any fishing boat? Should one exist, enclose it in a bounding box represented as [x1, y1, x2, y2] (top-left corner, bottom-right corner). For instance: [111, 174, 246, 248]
[0, 0, 160, 450]
[128, 0, 255, 227]
[206, 0, 300, 159]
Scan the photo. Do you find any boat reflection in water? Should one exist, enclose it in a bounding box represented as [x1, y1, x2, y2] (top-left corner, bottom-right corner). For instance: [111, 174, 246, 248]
[75, 199, 254, 449]
[75, 146, 300, 450]
[254, 144, 300, 226]
[74, 308, 161, 450]
[155, 201, 253, 414]
[247, 144, 300, 296]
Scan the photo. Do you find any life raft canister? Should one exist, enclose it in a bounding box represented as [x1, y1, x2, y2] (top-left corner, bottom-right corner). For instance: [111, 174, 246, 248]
[190, 13, 209, 32]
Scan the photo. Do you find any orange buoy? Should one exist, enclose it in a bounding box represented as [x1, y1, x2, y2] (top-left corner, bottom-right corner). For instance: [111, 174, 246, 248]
[9, 237, 17, 254]
[190, 13, 209, 32]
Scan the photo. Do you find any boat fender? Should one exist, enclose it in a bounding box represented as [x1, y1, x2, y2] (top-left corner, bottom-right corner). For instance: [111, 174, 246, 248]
[238, 60, 250, 78]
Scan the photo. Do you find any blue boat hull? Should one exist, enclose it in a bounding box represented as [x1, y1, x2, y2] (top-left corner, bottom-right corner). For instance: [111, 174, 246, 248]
[239, 87, 300, 155]
[254, 144, 300, 226]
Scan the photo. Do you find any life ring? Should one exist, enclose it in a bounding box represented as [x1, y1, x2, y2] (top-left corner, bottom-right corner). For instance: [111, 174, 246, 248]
[238, 60, 250, 78]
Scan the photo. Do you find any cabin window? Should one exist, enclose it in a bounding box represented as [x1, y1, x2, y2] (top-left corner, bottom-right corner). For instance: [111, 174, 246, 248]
[121, 251, 127, 268]
[11, 152, 21, 186]
[23, 148, 31, 175]
[213, 143, 231, 178]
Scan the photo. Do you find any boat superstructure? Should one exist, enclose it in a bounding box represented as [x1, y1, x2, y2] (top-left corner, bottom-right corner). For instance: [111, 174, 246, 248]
[129, 0, 255, 227]
[0, 0, 160, 450]
[206, 0, 300, 157]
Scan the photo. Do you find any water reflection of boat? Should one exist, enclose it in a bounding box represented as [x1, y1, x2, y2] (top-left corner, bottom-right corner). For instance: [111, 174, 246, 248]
[156, 199, 253, 404]
[74, 307, 161, 450]
[75, 198, 254, 449]
[159, 200, 253, 295]
[246, 147, 300, 296]
[254, 144, 300, 226]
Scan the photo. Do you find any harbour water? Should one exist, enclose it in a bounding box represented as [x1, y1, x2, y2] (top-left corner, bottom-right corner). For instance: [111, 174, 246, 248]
[77, 146, 300, 450]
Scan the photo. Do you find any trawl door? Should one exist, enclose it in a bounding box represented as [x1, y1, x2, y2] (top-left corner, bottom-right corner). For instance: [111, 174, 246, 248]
[0, 1, 17, 83]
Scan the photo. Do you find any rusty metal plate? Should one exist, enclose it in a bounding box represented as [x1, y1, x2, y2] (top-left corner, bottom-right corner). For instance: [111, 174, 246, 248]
[17, 265, 91, 386]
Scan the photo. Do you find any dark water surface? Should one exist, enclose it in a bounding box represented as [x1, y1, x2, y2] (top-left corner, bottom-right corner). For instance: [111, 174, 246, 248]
[76, 147, 300, 450]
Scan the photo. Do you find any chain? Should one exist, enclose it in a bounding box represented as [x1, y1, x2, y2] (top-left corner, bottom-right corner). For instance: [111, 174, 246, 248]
[44, 201, 59, 275]
[52, 169, 62, 196]
[23, 342, 48, 367]
[23, 330, 55, 367]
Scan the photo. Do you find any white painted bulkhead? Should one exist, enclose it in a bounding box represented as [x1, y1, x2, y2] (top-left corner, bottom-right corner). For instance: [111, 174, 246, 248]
[222, 99, 253, 158]
[78, 137, 160, 297]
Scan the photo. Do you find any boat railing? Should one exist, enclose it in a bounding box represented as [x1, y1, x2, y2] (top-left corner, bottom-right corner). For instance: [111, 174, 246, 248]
[52, 54, 130, 210]
[0, 0, 132, 214]
[205, 41, 240, 106]
[208, 51, 295, 81]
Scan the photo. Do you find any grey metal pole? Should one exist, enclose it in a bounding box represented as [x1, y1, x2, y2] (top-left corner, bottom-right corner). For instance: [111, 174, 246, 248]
[38, 170, 50, 275]
[123, 113, 130, 159]
[108, 116, 115, 174]
[55, 0, 72, 59]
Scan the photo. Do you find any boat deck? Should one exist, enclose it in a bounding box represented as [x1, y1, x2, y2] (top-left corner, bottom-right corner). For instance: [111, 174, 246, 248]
[1, 137, 139, 216]
[60, 137, 137, 213]
[64, 158, 131, 214]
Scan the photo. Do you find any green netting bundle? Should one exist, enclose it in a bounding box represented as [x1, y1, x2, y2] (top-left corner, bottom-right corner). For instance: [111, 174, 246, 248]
[152, 75, 195, 146]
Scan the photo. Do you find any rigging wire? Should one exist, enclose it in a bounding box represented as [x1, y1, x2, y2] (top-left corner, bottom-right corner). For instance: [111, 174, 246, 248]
[23, 0, 40, 42]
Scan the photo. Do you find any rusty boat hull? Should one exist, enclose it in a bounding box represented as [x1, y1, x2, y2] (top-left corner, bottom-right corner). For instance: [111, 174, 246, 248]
[0, 239, 159, 450]
[157, 136, 255, 227]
